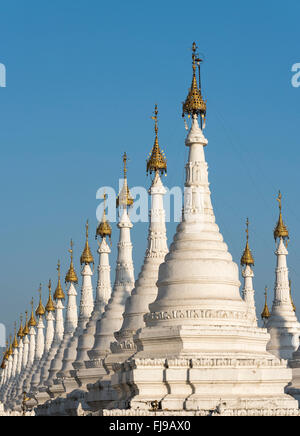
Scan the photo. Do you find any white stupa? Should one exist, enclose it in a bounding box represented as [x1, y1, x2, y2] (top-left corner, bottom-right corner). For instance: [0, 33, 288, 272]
[265, 193, 300, 360]
[4, 327, 19, 404]
[104, 43, 299, 416]
[55, 220, 95, 393]
[24, 287, 46, 397]
[15, 302, 37, 406]
[36, 261, 65, 400]
[29, 282, 56, 397]
[46, 241, 79, 395]
[6, 316, 25, 406]
[72, 217, 113, 381]
[85, 156, 135, 409]
[240, 219, 257, 325]
[108, 105, 169, 409]
[72, 195, 113, 390]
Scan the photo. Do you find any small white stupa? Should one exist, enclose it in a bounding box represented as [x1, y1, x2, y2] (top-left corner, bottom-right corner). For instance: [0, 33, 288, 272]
[55, 220, 95, 393]
[25, 286, 46, 397]
[46, 241, 79, 395]
[85, 155, 135, 409]
[265, 192, 300, 360]
[36, 261, 65, 400]
[16, 301, 37, 405]
[72, 193, 113, 390]
[72, 208, 111, 386]
[240, 219, 257, 325]
[29, 282, 55, 397]
[108, 105, 169, 409]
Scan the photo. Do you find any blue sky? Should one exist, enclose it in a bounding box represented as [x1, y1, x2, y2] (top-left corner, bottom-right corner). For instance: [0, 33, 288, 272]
[0, 0, 300, 338]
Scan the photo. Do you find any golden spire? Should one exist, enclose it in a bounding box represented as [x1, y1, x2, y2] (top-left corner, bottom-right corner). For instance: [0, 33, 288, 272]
[29, 298, 37, 327]
[8, 336, 13, 356]
[17, 315, 24, 339]
[274, 191, 289, 242]
[22, 311, 29, 336]
[35, 284, 45, 317]
[54, 260, 66, 299]
[146, 104, 167, 176]
[45, 279, 56, 312]
[12, 323, 18, 348]
[182, 42, 206, 121]
[96, 192, 112, 241]
[289, 279, 296, 312]
[116, 153, 134, 208]
[2, 342, 8, 367]
[261, 286, 271, 320]
[240, 218, 254, 267]
[1, 351, 6, 369]
[80, 220, 94, 265]
[65, 240, 78, 284]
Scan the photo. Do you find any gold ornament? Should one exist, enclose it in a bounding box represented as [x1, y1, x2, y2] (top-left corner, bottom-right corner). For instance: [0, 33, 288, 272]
[274, 191, 289, 242]
[54, 260, 66, 300]
[80, 220, 94, 265]
[65, 240, 78, 284]
[146, 104, 167, 176]
[240, 218, 254, 266]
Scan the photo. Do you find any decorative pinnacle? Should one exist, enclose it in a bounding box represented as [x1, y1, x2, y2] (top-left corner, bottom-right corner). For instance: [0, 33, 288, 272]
[65, 239, 78, 284]
[146, 104, 167, 176]
[80, 220, 94, 265]
[22, 311, 29, 336]
[240, 218, 254, 267]
[54, 260, 66, 300]
[45, 279, 55, 312]
[12, 322, 18, 348]
[116, 153, 134, 208]
[29, 298, 37, 327]
[17, 314, 24, 339]
[182, 42, 206, 120]
[35, 283, 45, 317]
[274, 191, 289, 242]
[123, 152, 127, 178]
[96, 191, 112, 240]
[261, 286, 271, 320]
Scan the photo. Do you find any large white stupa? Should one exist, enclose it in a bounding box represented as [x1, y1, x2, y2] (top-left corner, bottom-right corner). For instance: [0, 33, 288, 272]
[104, 43, 299, 416]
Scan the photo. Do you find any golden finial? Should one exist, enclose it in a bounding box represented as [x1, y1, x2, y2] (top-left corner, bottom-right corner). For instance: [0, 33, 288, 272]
[146, 104, 167, 177]
[261, 286, 271, 320]
[65, 240, 78, 284]
[8, 335, 13, 356]
[274, 191, 289, 242]
[22, 311, 29, 336]
[0, 351, 6, 369]
[12, 323, 18, 348]
[240, 218, 254, 267]
[96, 192, 112, 241]
[1, 342, 8, 367]
[116, 153, 134, 208]
[17, 314, 24, 339]
[289, 279, 296, 312]
[45, 279, 56, 312]
[54, 260, 66, 300]
[80, 220, 94, 265]
[182, 42, 207, 123]
[29, 298, 37, 327]
[35, 284, 45, 317]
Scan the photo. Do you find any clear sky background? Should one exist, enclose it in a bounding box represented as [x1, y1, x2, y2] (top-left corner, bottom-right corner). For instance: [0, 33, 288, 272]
[0, 0, 300, 340]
